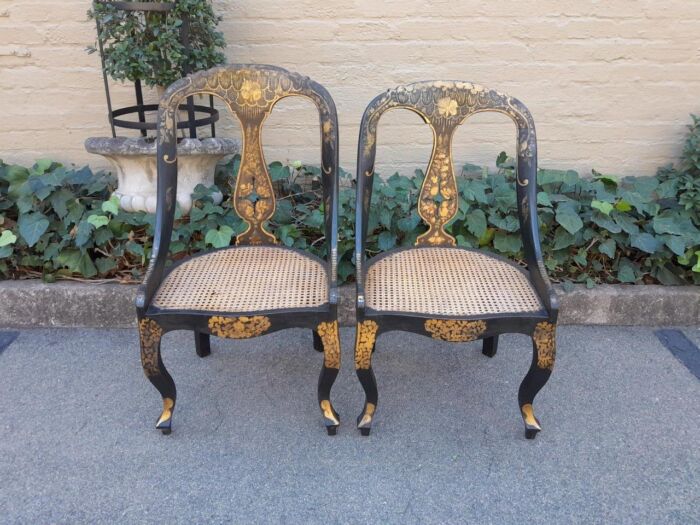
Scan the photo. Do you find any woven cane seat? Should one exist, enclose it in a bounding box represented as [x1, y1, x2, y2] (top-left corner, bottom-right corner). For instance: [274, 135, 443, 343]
[152, 246, 328, 313]
[365, 247, 544, 317]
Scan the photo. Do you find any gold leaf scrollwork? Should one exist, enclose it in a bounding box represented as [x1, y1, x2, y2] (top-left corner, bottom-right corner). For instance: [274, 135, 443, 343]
[355, 320, 379, 370]
[208, 316, 271, 339]
[533, 321, 556, 370]
[139, 318, 163, 377]
[424, 319, 487, 342]
[316, 321, 341, 370]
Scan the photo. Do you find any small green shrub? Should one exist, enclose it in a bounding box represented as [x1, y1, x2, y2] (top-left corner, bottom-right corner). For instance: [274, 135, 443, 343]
[88, 0, 226, 88]
[1, 116, 699, 285]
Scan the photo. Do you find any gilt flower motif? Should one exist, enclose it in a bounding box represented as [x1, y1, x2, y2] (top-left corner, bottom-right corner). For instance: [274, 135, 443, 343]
[240, 80, 262, 103]
[437, 97, 458, 117]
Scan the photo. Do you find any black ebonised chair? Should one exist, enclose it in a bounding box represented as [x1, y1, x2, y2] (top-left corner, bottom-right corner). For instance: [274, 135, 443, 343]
[136, 65, 341, 435]
[353, 82, 559, 438]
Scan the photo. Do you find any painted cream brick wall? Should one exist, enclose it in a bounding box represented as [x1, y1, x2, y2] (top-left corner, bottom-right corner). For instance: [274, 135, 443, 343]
[1, 0, 699, 177]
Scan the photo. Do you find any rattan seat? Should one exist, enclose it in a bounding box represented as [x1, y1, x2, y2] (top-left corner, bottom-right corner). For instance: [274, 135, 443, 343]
[365, 247, 544, 317]
[152, 246, 328, 313]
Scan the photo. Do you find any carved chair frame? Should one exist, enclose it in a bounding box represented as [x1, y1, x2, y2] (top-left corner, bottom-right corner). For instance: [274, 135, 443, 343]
[135, 65, 341, 435]
[353, 81, 559, 438]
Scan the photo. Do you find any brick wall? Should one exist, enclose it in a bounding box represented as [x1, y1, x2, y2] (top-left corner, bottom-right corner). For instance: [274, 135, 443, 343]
[1, 0, 699, 177]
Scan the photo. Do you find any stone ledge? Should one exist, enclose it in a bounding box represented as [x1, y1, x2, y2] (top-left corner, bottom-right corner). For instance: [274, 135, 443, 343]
[0, 280, 697, 328]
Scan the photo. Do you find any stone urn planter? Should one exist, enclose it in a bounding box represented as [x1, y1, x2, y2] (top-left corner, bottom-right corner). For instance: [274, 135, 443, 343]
[85, 136, 238, 214]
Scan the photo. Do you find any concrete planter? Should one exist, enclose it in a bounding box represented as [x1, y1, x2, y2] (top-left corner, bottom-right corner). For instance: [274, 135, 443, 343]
[85, 137, 238, 213]
[0, 280, 697, 329]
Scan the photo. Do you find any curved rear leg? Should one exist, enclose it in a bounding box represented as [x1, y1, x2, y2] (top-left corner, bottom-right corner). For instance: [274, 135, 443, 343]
[316, 321, 341, 435]
[139, 318, 176, 435]
[195, 329, 211, 358]
[482, 335, 498, 357]
[355, 320, 379, 436]
[518, 321, 556, 439]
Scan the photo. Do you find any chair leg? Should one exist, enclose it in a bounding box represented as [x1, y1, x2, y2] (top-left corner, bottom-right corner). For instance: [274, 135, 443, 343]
[195, 330, 211, 358]
[312, 330, 324, 353]
[518, 322, 556, 439]
[315, 321, 341, 435]
[138, 318, 176, 435]
[482, 335, 498, 357]
[355, 320, 379, 436]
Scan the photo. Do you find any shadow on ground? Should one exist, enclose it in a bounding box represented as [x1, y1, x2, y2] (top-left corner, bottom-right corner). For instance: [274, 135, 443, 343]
[0, 326, 698, 524]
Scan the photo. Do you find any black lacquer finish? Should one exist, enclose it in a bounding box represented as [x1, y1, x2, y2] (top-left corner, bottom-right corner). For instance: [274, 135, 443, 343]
[353, 82, 559, 438]
[136, 65, 341, 435]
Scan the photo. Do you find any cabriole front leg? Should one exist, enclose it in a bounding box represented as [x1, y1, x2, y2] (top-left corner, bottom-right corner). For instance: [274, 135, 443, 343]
[139, 318, 176, 435]
[355, 320, 379, 436]
[316, 321, 341, 435]
[518, 321, 556, 439]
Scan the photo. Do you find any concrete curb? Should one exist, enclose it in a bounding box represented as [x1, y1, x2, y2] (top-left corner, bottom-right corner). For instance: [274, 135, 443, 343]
[1, 280, 697, 328]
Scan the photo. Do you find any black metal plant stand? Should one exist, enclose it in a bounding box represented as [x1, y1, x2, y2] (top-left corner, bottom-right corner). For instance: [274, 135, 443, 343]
[93, 0, 219, 138]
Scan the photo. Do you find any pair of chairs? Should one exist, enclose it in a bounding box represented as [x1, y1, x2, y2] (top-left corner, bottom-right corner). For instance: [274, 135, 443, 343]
[136, 64, 558, 439]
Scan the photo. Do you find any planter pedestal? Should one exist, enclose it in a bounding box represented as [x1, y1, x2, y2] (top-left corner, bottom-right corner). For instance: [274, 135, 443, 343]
[85, 137, 238, 214]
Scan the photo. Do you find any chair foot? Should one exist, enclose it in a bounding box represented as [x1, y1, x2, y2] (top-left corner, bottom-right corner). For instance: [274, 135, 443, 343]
[195, 330, 211, 358]
[326, 425, 339, 436]
[521, 403, 542, 439]
[482, 335, 498, 357]
[359, 427, 371, 437]
[155, 397, 175, 435]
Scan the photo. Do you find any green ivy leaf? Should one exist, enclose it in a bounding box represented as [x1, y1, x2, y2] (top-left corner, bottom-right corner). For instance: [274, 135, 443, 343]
[205, 225, 234, 248]
[617, 258, 638, 283]
[377, 231, 396, 251]
[591, 200, 613, 215]
[493, 232, 522, 254]
[692, 252, 700, 273]
[466, 209, 487, 238]
[102, 195, 120, 215]
[599, 238, 616, 258]
[0, 230, 17, 247]
[87, 215, 110, 228]
[631, 232, 662, 254]
[18, 212, 50, 247]
[555, 204, 584, 234]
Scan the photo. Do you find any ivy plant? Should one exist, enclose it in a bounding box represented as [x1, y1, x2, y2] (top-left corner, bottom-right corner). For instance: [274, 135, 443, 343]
[88, 0, 226, 88]
[1, 116, 699, 286]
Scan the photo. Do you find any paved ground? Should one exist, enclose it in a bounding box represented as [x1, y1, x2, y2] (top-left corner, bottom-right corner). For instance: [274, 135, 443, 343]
[0, 326, 698, 524]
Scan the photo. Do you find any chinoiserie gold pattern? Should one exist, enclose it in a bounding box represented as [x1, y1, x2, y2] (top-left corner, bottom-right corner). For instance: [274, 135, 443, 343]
[158, 66, 337, 246]
[533, 321, 556, 370]
[358, 402, 376, 428]
[157, 397, 175, 426]
[316, 321, 341, 369]
[424, 319, 487, 342]
[355, 320, 379, 370]
[208, 315, 271, 339]
[139, 318, 163, 376]
[320, 399, 339, 425]
[360, 81, 537, 246]
[520, 403, 541, 430]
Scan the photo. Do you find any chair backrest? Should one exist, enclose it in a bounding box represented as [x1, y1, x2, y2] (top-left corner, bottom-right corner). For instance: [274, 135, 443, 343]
[157, 64, 339, 246]
[357, 81, 538, 247]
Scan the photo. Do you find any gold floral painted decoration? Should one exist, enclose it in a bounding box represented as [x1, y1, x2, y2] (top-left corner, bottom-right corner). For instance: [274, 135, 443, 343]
[437, 97, 458, 117]
[316, 321, 341, 369]
[533, 321, 556, 370]
[355, 320, 379, 370]
[139, 318, 162, 376]
[424, 319, 487, 342]
[240, 80, 262, 103]
[358, 402, 376, 428]
[208, 315, 271, 339]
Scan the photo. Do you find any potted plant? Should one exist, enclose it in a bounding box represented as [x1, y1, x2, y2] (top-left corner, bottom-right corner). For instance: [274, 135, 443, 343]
[84, 0, 237, 214]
